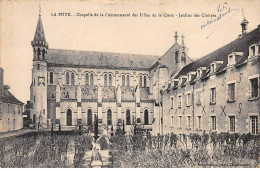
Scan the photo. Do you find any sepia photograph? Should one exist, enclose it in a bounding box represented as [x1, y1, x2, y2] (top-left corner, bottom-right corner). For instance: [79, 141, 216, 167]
[0, 0, 259, 168]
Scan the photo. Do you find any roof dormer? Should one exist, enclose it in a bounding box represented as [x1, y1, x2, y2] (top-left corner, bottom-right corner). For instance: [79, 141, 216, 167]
[228, 52, 243, 66]
[249, 43, 259, 58]
[210, 61, 223, 73]
[196, 67, 207, 79]
[187, 71, 196, 82]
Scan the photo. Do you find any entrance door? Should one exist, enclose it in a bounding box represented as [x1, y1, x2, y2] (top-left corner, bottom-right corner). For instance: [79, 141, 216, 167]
[87, 109, 92, 125]
[67, 109, 72, 126]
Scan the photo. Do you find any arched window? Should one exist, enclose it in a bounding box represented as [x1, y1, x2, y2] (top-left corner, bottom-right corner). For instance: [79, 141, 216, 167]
[175, 51, 179, 63]
[50, 72, 54, 84]
[66, 72, 70, 85]
[104, 74, 107, 86]
[126, 109, 131, 125]
[126, 75, 130, 86]
[107, 109, 112, 125]
[144, 75, 147, 87]
[90, 73, 94, 85]
[87, 109, 92, 125]
[86, 73, 89, 85]
[109, 74, 112, 86]
[71, 73, 75, 85]
[139, 75, 142, 87]
[122, 75, 125, 86]
[144, 109, 149, 125]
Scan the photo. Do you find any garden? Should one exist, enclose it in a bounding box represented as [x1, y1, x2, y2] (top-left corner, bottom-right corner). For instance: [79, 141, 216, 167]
[0, 127, 259, 168]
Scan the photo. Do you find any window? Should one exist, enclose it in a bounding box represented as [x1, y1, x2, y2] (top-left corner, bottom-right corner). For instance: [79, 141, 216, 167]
[197, 116, 201, 129]
[171, 97, 174, 109]
[18, 106, 21, 114]
[85, 73, 89, 85]
[104, 74, 107, 86]
[250, 116, 258, 134]
[34, 96, 35, 103]
[250, 45, 256, 57]
[197, 70, 201, 78]
[144, 76, 147, 87]
[171, 116, 174, 127]
[109, 74, 112, 86]
[229, 116, 235, 132]
[13, 105, 15, 114]
[66, 72, 70, 85]
[139, 76, 142, 87]
[187, 116, 191, 128]
[196, 91, 201, 105]
[211, 116, 216, 131]
[50, 72, 54, 84]
[186, 93, 191, 107]
[33, 79, 35, 86]
[126, 109, 131, 125]
[107, 109, 112, 125]
[210, 88, 216, 104]
[122, 75, 125, 86]
[8, 104, 10, 113]
[37, 64, 40, 70]
[90, 73, 94, 85]
[178, 95, 182, 108]
[71, 73, 75, 85]
[210, 64, 215, 73]
[0, 102, 2, 113]
[228, 83, 235, 101]
[178, 116, 182, 128]
[126, 75, 130, 86]
[144, 109, 149, 125]
[249, 77, 259, 99]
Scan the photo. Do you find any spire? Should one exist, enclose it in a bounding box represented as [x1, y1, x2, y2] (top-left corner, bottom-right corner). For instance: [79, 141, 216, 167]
[33, 15, 46, 42]
[31, 9, 48, 49]
[174, 31, 178, 44]
[181, 35, 185, 45]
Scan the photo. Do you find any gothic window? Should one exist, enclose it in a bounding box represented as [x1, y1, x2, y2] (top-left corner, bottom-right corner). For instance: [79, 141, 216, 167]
[66, 72, 70, 85]
[144, 75, 147, 87]
[107, 109, 112, 125]
[86, 73, 89, 85]
[181, 52, 186, 62]
[90, 73, 94, 85]
[122, 75, 125, 86]
[126, 109, 131, 125]
[139, 75, 142, 87]
[71, 73, 75, 85]
[87, 109, 92, 125]
[126, 75, 130, 86]
[104, 74, 107, 86]
[50, 72, 54, 84]
[42, 49, 45, 60]
[37, 48, 41, 59]
[144, 109, 149, 125]
[109, 74, 112, 86]
[175, 51, 179, 63]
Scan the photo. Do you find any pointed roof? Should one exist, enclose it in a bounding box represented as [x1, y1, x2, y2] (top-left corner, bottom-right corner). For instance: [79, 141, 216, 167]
[33, 15, 46, 42]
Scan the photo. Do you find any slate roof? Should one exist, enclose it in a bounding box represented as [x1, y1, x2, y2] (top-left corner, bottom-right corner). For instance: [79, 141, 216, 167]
[33, 15, 46, 42]
[175, 27, 260, 79]
[1, 89, 23, 105]
[46, 49, 159, 70]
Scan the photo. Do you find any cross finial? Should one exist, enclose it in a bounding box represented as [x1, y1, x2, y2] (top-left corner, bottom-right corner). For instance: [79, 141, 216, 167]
[174, 31, 178, 43]
[181, 35, 185, 44]
[242, 6, 245, 19]
[39, 3, 41, 16]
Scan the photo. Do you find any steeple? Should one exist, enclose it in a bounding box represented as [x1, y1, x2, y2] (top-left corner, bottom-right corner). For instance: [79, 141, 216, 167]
[240, 7, 249, 36]
[31, 6, 48, 61]
[31, 14, 48, 48]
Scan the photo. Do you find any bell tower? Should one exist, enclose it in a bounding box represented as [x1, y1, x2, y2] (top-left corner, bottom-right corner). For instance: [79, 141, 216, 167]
[30, 8, 48, 128]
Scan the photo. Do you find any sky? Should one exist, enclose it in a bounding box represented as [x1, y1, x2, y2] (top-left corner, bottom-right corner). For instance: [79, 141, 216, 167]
[0, 0, 260, 103]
